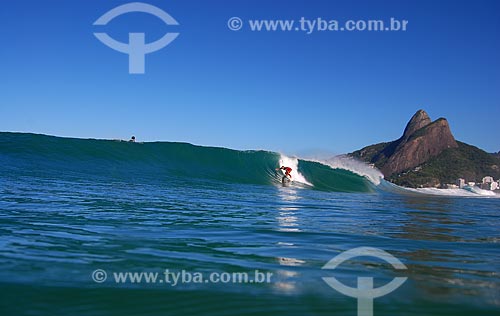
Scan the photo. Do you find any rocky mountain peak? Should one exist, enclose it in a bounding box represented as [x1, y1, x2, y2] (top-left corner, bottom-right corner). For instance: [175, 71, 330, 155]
[351, 109, 458, 178]
[350, 110, 499, 188]
[402, 109, 432, 140]
[380, 116, 458, 176]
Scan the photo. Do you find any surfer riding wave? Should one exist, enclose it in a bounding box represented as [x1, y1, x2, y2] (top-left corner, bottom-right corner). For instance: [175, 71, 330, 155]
[276, 166, 292, 183]
[277, 166, 292, 180]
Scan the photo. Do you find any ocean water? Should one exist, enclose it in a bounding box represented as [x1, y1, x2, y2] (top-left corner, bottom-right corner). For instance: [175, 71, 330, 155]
[0, 132, 499, 316]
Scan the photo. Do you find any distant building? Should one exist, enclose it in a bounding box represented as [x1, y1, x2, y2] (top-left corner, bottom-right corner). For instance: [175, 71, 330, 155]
[467, 182, 476, 187]
[481, 182, 499, 191]
[481, 177, 498, 190]
[446, 184, 459, 189]
[456, 178, 465, 188]
[492, 182, 499, 191]
[482, 176, 494, 184]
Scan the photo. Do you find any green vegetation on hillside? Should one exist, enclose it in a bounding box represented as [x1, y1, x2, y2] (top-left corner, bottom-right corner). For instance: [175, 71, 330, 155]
[350, 142, 390, 165]
[387, 142, 500, 187]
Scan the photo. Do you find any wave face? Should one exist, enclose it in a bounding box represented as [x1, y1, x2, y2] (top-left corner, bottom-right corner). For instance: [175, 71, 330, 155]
[0, 133, 374, 193]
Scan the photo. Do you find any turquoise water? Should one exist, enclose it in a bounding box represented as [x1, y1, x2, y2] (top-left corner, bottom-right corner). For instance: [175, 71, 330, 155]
[0, 133, 499, 315]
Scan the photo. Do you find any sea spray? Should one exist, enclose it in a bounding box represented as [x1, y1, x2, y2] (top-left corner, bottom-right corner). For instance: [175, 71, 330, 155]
[323, 155, 384, 185]
[278, 155, 313, 186]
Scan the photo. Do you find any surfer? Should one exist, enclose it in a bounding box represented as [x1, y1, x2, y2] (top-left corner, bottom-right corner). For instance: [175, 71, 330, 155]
[129, 136, 136, 142]
[277, 166, 292, 179]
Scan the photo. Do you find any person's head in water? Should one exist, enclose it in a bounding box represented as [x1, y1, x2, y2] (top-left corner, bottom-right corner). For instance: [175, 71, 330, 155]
[130, 136, 136, 142]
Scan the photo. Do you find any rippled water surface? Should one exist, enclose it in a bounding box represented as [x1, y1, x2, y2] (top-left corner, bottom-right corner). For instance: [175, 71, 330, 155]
[1, 173, 499, 316]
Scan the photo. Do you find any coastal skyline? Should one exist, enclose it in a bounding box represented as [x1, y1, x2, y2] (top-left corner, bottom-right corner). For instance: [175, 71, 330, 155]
[1, 0, 499, 154]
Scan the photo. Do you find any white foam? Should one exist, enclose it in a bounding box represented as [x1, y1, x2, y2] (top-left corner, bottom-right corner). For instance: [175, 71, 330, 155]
[279, 152, 498, 198]
[319, 155, 384, 185]
[404, 186, 499, 198]
[465, 186, 499, 196]
[279, 155, 313, 186]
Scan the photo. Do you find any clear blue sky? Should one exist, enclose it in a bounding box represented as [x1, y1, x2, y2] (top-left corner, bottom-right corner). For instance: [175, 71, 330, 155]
[1, 0, 499, 154]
